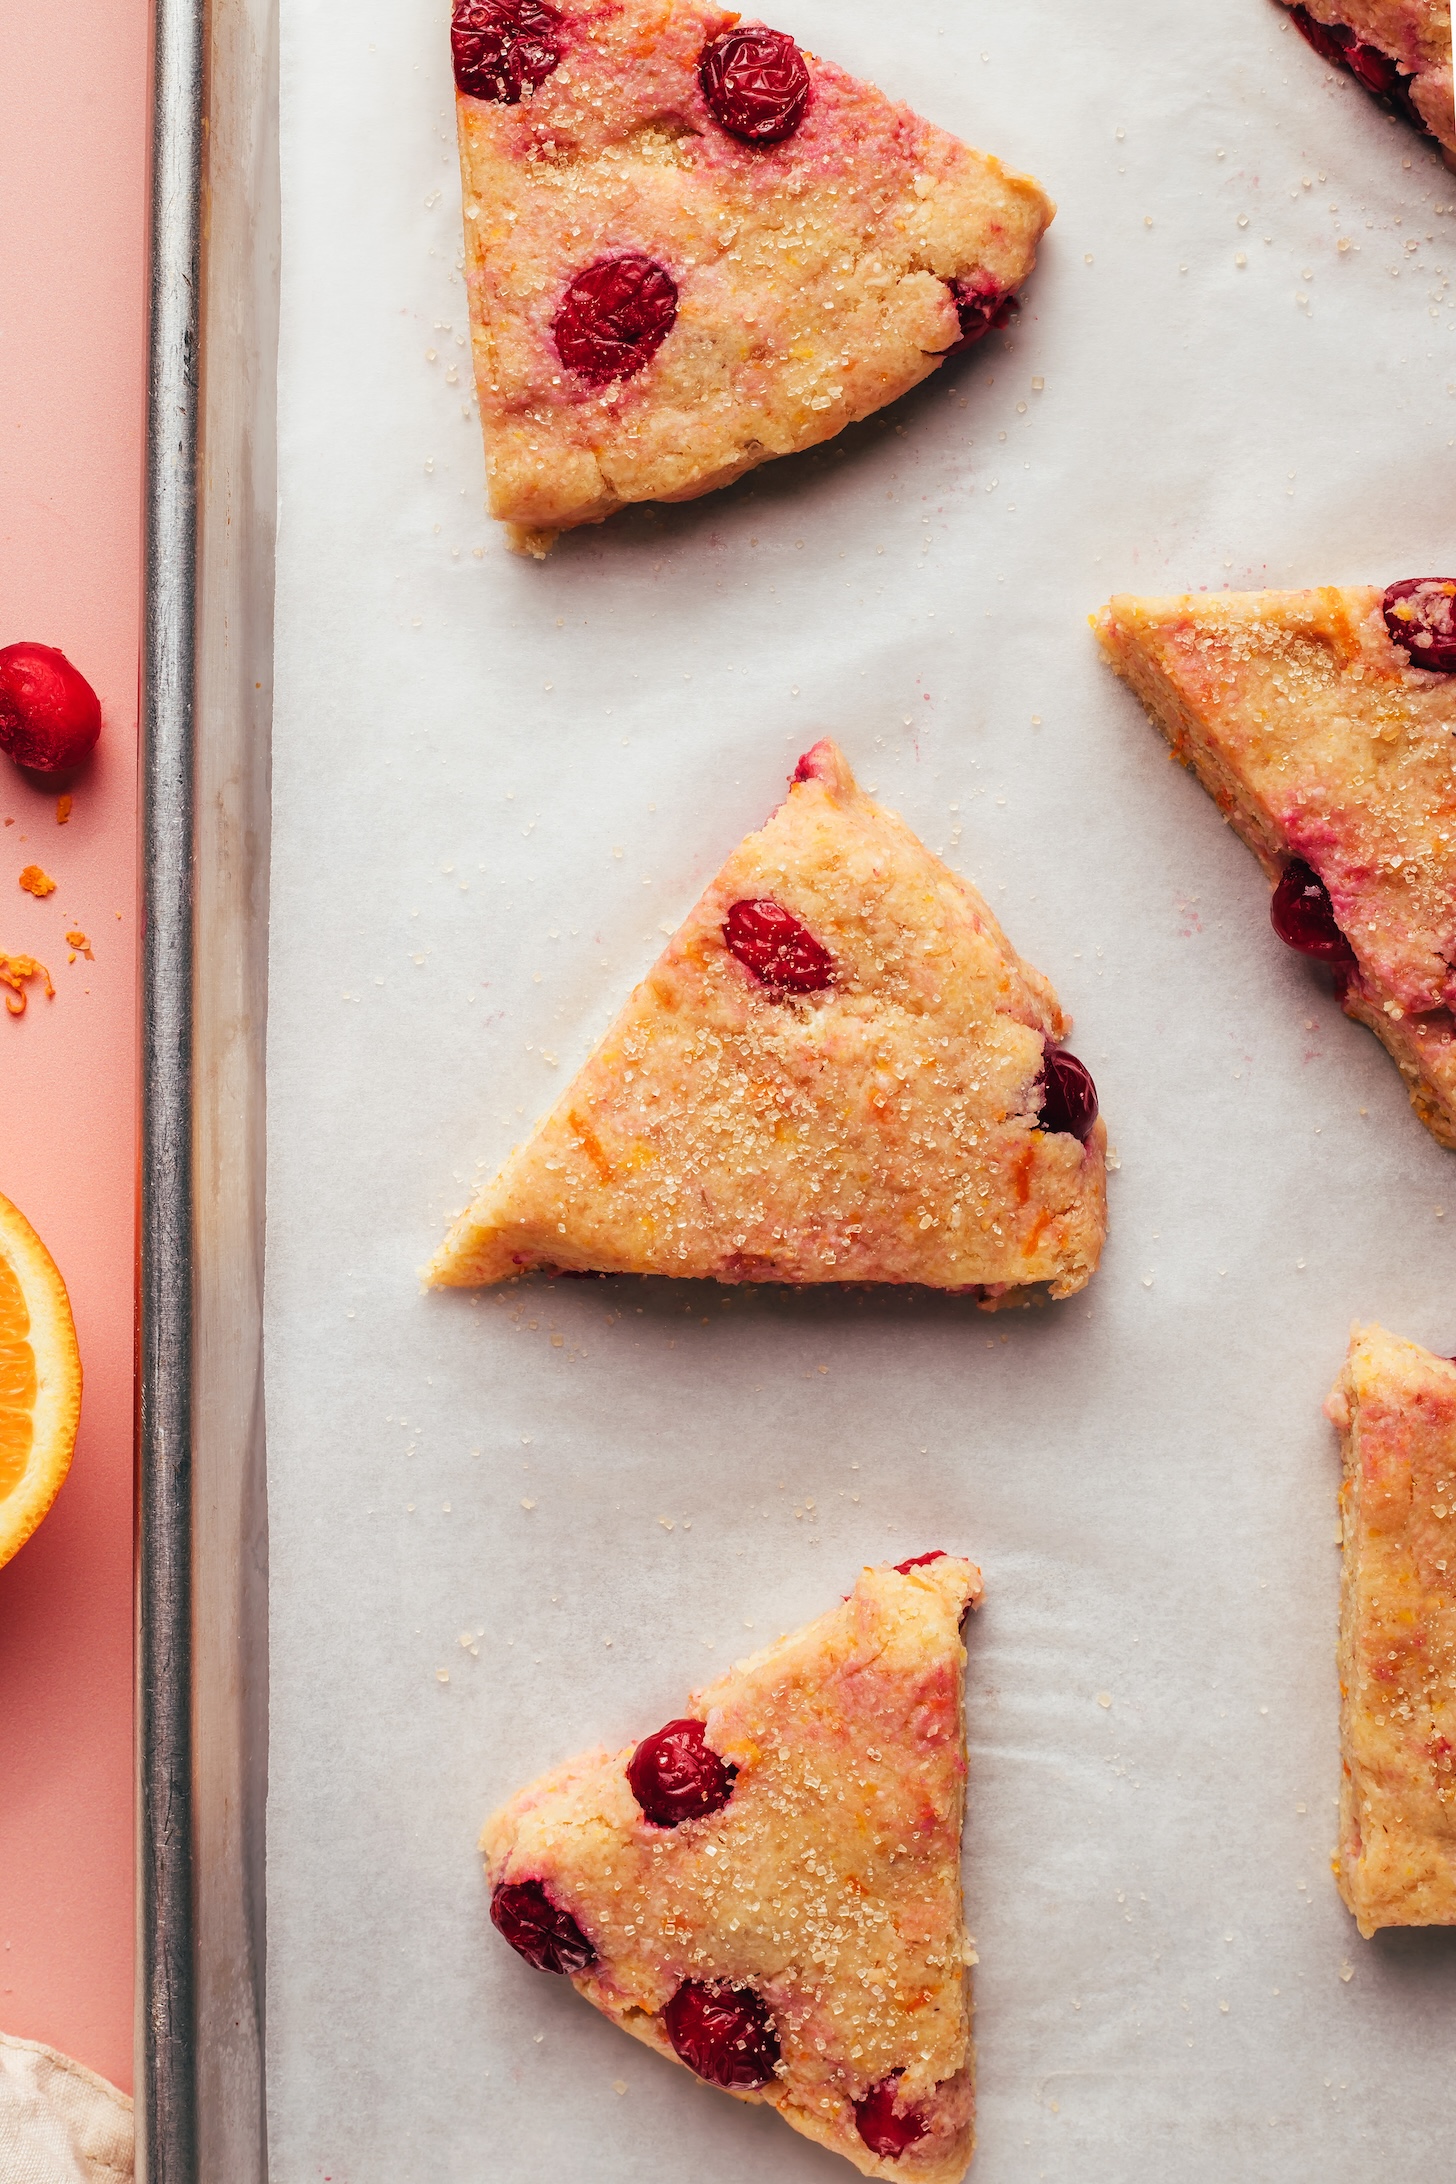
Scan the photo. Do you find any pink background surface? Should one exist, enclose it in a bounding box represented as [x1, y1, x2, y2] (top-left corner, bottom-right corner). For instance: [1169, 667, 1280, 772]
[0, 0, 149, 2093]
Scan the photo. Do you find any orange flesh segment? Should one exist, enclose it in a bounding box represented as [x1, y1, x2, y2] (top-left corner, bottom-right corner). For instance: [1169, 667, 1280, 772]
[0, 1244, 36, 1501]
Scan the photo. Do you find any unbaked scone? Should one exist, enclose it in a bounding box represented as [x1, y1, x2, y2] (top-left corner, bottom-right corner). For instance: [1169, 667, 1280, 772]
[484, 1554, 982, 2180]
[1327, 1325, 1456, 1935]
[451, 0, 1054, 553]
[1095, 582, 1456, 1147]
[1283, 2, 1455, 164]
[427, 738, 1107, 1301]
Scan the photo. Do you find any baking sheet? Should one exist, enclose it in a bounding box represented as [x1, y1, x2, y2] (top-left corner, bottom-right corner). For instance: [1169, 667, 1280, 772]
[266, 1, 1456, 2176]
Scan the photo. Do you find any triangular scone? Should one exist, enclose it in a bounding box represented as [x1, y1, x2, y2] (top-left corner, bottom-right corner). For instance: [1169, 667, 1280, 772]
[1282, 2, 1455, 166]
[1327, 1327, 1456, 1935]
[428, 739, 1107, 1300]
[484, 1555, 982, 2181]
[1096, 584, 1456, 1147]
[452, 0, 1053, 554]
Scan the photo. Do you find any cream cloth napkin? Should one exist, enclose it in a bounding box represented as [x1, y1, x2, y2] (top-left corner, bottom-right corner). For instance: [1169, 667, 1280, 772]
[0, 2034, 133, 2184]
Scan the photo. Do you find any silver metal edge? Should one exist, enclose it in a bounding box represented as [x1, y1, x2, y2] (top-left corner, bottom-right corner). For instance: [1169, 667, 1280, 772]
[139, 0, 206, 2174]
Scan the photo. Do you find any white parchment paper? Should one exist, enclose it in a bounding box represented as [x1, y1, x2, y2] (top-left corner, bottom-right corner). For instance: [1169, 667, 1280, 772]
[267, 1, 1456, 2175]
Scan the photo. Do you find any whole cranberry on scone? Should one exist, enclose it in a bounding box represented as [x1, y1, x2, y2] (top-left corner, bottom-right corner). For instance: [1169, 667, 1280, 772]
[854, 2073, 927, 2158]
[490, 1878, 597, 1973]
[944, 275, 1017, 353]
[451, 0, 563, 103]
[627, 1717, 736, 1826]
[552, 255, 679, 387]
[663, 1980, 781, 2089]
[1383, 580, 1456, 675]
[699, 26, 811, 143]
[0, 644, 101, 776]
[722, 897, 833, 995]
[1271, 859, 1356, 967]
[1036, 1048, 1099, 1142]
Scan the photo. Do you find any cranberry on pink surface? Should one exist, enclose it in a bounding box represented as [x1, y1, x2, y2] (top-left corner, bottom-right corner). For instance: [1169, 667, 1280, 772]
[0, 642, 101, 776]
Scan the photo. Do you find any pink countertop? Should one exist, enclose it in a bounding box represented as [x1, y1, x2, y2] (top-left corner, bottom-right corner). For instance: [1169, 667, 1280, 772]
[0, 0, 149, 2093]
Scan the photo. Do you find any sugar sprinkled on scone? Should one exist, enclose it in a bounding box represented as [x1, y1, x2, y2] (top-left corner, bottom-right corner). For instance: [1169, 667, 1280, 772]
[1096, 582, 1456, 1147]
[1327, 1325, 1456, 1936]
[484, 1554, 983, 2180]
[451, 0, 1054, 553]
[427, 739, 1107, 1302]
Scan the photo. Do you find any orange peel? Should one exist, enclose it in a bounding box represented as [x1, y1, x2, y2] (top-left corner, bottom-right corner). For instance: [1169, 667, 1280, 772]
[0, 1191, 82, 1571]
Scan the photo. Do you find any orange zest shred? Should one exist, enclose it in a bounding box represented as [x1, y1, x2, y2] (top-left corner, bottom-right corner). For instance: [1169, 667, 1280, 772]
[65, 929, 93, 962]
[568, 1109, 613, 1185]
[55, 795, 72, 825]
[0, 955, 55, 1017]
[18, 865, 56, 898]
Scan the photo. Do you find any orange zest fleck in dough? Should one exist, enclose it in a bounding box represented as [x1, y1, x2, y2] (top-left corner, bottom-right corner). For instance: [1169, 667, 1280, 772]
[17, 865, 56, 898]
[0, 954, 56, 1017]
[568, 1109, 614, 1185]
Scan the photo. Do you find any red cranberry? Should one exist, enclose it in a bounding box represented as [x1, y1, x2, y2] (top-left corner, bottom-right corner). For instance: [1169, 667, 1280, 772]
[553, 256, 679, 387]
[451, 0, 563, 103]
[663, 1981, 780, 2090]
[854, 2075, 927, 2159]
[894, 1551, 947, 1574]
[1289, 4, 1348, 65]
[723, 898, 833, 995]
[699, 27, 811, 143]
[1036, 1048, 1099, 1142]
[1271, 860, 1356, 967]
[490, 1879, 597, 1974]
[944, 277, 1017, 355]
[0, 644, 101, 776]
[627, 1717, 736, 1826]
[1383, 580, 1456, 675]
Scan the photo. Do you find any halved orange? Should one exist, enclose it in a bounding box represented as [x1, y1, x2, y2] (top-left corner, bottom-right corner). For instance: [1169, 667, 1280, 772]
[0, 1190, 82, 1570]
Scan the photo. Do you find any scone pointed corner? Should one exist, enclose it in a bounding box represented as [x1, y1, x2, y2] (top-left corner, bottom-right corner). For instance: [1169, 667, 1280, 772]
[1327, 1325, 1456, 1938]
[451, 0, 1053, 548]
[1097, 580, 1456, 1149]
[428, 738, 1107, 1300]
[483, 1554, 982, 2181]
